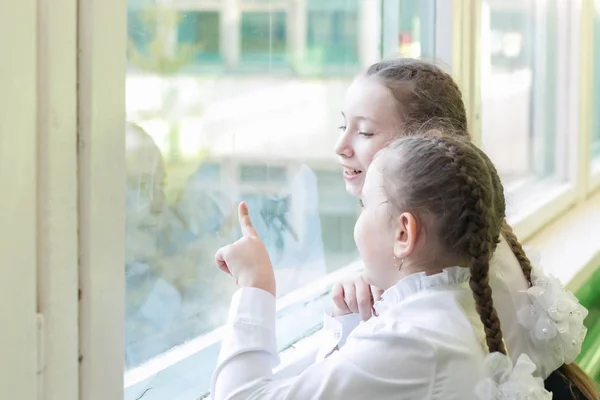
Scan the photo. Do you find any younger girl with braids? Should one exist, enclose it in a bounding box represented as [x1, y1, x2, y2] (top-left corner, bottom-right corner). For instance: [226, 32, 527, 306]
[212, 134, 551, 400]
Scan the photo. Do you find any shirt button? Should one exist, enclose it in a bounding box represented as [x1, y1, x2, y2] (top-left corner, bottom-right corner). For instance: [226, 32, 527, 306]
[333, 331, 341, 340]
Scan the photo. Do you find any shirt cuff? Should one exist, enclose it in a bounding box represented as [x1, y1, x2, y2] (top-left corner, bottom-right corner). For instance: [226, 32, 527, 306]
[316, 312, 362, 361]
[328, 312, 362, 347]
[218, 287, 279, 366]
[227, 287, 276, 331]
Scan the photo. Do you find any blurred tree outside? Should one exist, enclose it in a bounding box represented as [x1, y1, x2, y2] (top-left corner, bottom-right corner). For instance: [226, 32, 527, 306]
[127, 4, 204, 164]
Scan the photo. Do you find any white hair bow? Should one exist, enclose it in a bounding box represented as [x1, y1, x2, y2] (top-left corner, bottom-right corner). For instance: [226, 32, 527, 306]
[475, 353, 552, 400]
[518, 248, 588, 367]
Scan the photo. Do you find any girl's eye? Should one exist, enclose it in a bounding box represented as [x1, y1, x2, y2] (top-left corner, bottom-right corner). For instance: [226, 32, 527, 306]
[337, 125, 373, 137]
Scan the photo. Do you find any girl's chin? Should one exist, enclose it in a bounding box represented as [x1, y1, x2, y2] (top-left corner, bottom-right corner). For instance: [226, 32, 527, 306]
[362, 271, 396, 292]
[343, 177, 364, 198]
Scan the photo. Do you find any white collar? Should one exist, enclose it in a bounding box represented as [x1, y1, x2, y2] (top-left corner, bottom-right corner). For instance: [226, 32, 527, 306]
[374, 266, 471, 315]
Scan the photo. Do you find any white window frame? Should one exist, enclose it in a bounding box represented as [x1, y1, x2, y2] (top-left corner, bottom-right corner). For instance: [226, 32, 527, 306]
[566, 0, 600, 200]
[452, 0, 481, 140]
[78, 0, 127, 399]
[1, 1, 80, 400]
[38, 0, 80, 398]
[588, 0, 600, 194]
[0, 1, 40, 399]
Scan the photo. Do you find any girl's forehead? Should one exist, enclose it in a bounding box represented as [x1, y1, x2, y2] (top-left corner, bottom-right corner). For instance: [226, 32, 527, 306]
[343, 77, 401, 124]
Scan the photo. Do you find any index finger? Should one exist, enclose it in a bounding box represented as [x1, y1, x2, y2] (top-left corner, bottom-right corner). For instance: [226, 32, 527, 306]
[238, 202, 258, 238]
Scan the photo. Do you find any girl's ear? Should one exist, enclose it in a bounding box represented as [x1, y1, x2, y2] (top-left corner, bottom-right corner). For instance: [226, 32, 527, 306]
[393, 212, 418, 259]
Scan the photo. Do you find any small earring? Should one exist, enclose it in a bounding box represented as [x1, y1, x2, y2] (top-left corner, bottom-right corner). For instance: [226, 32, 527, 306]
[394, 256, 404, 271]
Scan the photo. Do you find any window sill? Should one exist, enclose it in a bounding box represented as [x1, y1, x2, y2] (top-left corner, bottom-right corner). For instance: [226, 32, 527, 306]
[526, 188, 600, 292]
[509, 180, 576, 242]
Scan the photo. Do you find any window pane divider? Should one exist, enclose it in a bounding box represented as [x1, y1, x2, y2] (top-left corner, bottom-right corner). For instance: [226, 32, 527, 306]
[78, 0, 127, 398]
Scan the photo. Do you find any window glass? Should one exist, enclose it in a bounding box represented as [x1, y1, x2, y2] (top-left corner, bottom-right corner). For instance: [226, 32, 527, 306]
[124, 1, 436, 398]
[381, 0, 436, 59]
[306, 1, 359, 66]
[241, 11, 288, 64]
[480, 0, 562, 203]
[178, 11, 221, 63]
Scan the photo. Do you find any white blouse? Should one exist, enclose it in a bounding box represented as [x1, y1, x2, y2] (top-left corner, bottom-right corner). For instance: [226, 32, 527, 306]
[212, 268, 504, 400]
[318, 238, 539, 374]
[316, 239, 587, 392]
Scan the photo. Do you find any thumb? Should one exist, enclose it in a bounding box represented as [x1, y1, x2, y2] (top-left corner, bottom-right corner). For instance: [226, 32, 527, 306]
[238, 201, 258, 238]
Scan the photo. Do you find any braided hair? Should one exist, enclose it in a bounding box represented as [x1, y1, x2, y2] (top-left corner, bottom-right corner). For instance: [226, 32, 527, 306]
[490, 166, 597, 399]
[380, 134, 506, 355]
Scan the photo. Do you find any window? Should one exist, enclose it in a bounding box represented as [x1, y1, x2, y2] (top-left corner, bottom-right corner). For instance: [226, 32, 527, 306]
[127, 5, 203, 73]
[124, 1, 405, 397]
[305, 1, 359, 67]
[381, 0, 437, 59]
[241, 11, 288, 64]
[127, 10, 152, 56]
[593, 4, 600, 161]
[178, 11, 221, 64]
[315, 170, 359, 269]
[480, 0, 567, 213]
[239, 164, 287, 183]
[123, 0, 442, 397]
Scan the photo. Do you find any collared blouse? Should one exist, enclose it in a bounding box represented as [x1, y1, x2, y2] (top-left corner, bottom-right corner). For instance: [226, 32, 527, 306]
[212, 267, 491, 400]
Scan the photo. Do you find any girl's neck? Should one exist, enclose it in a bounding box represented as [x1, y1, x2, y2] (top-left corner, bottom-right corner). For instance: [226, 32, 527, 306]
[398, 261, 444, 280]
[396, 253, 465, 282]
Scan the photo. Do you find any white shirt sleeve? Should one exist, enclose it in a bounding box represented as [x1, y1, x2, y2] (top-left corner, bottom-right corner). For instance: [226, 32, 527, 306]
[211, 288, 437, 400]
[315, 312, 362, 361]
